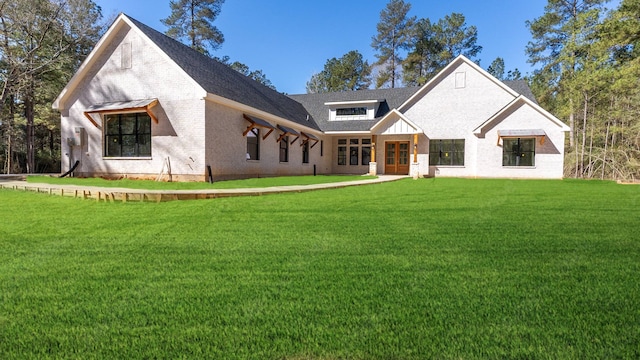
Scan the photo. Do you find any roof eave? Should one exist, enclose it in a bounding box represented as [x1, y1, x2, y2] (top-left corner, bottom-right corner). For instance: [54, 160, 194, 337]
[473, 95, 570, 136]
[204, 93, 322, 136]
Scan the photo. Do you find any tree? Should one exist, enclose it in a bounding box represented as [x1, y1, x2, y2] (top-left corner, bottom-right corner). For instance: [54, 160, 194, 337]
[371, 0, 416, 88]
[161, 0, 224, 56]
[402, 18, 441, 86]
[403, 13, 482, 86]
[487, 57, 505, 80]
[305, 50, 371, 93]
[0, 0, 103, 173]
[215, 56, 276, 90]
[506, 68, 522, 80]
[487, 57, 522, 81]
[432, 13, 482, 66]
[526, 0, 608, 149]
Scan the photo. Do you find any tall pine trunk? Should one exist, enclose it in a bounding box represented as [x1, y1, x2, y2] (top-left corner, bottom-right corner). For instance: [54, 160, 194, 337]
[580, 93, 588, 177]
[25, 80, 35, 173]
[5, 95, 15, 174]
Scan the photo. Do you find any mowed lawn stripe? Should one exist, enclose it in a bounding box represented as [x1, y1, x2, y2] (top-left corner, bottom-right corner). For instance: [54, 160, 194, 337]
[0, 178, 638, 359]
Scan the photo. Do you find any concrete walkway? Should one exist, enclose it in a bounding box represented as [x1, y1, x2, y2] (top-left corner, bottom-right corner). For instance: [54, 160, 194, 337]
[0, 175, 408, 202]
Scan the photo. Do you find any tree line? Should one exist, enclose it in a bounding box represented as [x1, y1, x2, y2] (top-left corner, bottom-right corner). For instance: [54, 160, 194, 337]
[1, 0, 638, 180]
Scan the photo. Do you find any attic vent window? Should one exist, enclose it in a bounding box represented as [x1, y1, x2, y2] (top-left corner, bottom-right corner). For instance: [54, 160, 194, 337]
[121, 42, 132, 69]
[337, 107, 367, 116]
[455, 72, 466, 88]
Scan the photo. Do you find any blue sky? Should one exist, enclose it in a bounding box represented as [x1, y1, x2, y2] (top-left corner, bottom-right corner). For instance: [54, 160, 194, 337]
[94, 0, 551, 94]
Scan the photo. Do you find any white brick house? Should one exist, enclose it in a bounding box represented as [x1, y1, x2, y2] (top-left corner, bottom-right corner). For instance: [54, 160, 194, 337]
[53, 14, 569, 181]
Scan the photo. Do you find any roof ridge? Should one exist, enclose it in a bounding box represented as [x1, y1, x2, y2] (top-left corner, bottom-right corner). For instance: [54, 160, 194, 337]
[124, 14, 321, 131]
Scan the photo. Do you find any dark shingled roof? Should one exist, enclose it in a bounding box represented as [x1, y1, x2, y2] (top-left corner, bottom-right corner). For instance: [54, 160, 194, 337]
[503, 80, 538, 104]
[127, 15, 537, 133]
[289, 87, 419, 132]
[126, 15, 320, 131]
[289, 80, 537, 132]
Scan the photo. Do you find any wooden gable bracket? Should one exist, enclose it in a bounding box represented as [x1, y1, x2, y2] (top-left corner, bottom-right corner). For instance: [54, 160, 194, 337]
[243, 114, 275, 140]
[276, 125, 300, 144]
[83, 99, 160, 128]
[301, 132, 320, 148]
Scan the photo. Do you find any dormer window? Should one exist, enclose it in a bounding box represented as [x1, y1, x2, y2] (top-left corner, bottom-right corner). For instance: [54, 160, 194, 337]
[336, 107, 367, 116]
[326, 99, 383, 121]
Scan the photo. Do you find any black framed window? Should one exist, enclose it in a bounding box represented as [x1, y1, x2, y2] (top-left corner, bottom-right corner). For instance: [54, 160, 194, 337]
[104, 113, 151, 157]
[337, 139, 347, 165]
[361, 138, 371, 165]
[349, 139, 359, 165]
[280, 136, 289, 162]
[336, 107, 367, 116]
[503, 138, 535, 166]
[302, 141, 309, 164]
[246, 128, 259, 160]
[429, 139, 464, 166]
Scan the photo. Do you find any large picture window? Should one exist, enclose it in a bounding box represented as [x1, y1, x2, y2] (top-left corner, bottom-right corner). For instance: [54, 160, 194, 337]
[337, 138, 371, 166]
[280, 136, 289, 162]
[503, 138, 535, 166]
[429, 139, 464, 166]
[246, 128, 259, 160]
[104, 113, 151, 157]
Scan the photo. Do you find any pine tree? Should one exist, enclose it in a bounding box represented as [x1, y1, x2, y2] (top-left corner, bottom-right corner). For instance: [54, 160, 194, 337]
[526, 0, 608, 149]
[371, 0, 416, 88]
[306, 51, 371, 93]
[402, 13, 482, 86]
[487, 57, 505, 80]
[161, 0, 225, 56]
[0, 0, 103, 173]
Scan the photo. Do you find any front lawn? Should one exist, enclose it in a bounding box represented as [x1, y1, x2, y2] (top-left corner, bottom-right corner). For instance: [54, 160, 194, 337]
[26, 174, 376, 190]
[1, 178, 638, 359]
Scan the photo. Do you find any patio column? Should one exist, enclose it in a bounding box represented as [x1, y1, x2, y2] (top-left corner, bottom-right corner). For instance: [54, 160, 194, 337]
[411, 133, 420, 179]
[413, 134, 418, 163]
[369, 135, 377, 176]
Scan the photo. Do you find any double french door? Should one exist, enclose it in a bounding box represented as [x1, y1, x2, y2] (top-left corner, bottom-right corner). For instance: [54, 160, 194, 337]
[385, 141, 410, 175]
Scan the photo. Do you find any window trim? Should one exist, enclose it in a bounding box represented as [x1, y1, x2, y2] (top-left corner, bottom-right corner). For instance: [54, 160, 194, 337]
[302, 141, 310, 164]
[278, 135, 289, 163]
[502, 137, 536, 167]
[337, 137, 372, 166]
[246, 127, 260, 161]
[103, 112, 152, 158]
[429, 139, 465, 166]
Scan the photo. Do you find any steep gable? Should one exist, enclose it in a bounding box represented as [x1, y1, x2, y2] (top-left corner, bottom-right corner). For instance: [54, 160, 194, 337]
[399, 55, 520, 112]
[126, 16, 319, 131]
[54, 14, 318, 131]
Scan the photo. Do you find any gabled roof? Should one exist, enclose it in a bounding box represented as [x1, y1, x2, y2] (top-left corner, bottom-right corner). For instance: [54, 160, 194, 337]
[370, 109, 423, 135]
[54, 14, 319, 131]
[398, 55, 522, 112]
[54, 15, 547, 136]
[126, 16, 320, 131]
[289, 87, 418, 132]
[473, 95, 570, 136]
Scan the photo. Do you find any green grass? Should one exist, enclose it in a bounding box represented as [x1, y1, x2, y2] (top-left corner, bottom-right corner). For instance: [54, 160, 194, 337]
[1, 178, 639, 359]
[26, 174, 376, 190]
